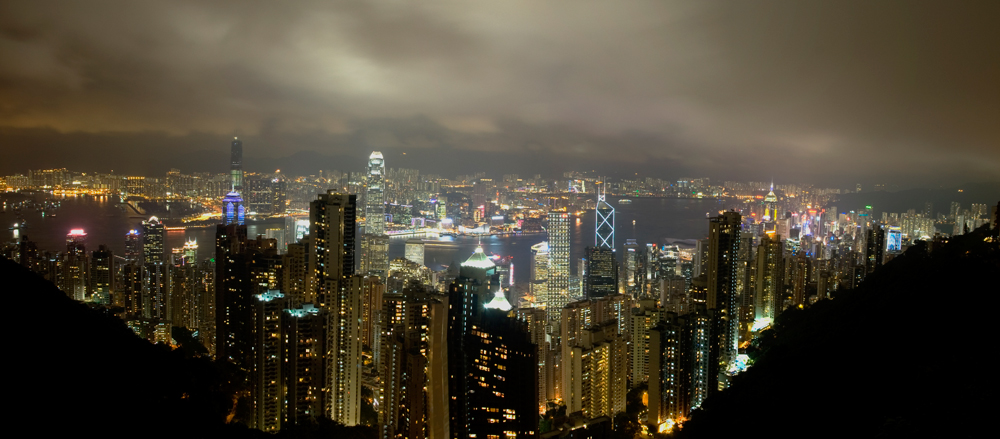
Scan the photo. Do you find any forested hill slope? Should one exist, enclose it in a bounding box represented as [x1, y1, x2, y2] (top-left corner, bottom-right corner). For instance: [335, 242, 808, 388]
[676, 224, 999, 439]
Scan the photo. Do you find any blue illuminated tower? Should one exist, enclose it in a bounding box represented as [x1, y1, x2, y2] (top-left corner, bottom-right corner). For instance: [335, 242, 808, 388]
[596, 185, 615, 249]
[223, 191, 246, 226]
[587, 186, 618, 298]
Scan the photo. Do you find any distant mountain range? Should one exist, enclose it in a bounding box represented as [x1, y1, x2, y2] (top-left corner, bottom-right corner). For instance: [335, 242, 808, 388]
[827, 182, 998, 217]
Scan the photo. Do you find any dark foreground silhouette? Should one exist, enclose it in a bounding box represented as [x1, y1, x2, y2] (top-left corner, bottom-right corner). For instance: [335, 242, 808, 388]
[674, 224, 998, 438]
[2, 257, 376, 439]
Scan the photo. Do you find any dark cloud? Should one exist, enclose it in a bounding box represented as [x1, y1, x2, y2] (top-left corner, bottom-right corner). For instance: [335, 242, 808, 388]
[1, 0, 998, 186]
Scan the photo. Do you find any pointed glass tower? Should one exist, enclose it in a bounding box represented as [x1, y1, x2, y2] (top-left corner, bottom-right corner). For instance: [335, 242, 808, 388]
[596, 185, 615, 249]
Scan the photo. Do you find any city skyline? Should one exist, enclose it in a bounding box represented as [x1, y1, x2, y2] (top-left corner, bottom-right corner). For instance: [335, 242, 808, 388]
[2, 2, 999, 438]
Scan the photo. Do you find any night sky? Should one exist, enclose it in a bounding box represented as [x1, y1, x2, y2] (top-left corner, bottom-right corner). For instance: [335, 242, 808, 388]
[2, 1, 998, 186]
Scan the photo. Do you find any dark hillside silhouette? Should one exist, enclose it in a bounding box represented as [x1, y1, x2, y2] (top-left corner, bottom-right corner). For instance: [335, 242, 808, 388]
[674, 224, 998, 438]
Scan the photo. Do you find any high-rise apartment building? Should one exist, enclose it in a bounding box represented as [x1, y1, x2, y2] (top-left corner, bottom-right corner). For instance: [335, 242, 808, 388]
[865, 225, 885, 274]
[62, 229, 88, 301]
[308, 190, 362, 425]
[142, 217, 168, 319]
[377, 285, 449, 439]
[214, 225, 281, 367]
[707, 211, 741, 393]
[648, 306, 711, 428]
[309, 191, 357, 297]
[561, 300, 627, 419]
[251, 290, 287, 432]
[90, 245, 114, 305]
[282, 242, 308, 303]
[515, 306, 550, 413]
[282, 304, 327, 426]
[125, 229, 141, 264]
[329, 286, 363, 426]
[359, 276, 385, 351]
[754, 232, 784, 324]
[630, 299, 662, 388]
[360, 234, 389, 278]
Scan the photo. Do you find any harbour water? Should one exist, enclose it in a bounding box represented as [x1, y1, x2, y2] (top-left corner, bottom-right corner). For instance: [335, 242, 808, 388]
[3, 193, 723, 285]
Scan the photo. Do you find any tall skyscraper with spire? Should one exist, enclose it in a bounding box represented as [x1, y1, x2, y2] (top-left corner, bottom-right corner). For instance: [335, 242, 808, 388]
[366, 151, 385, 235]
[596, 185, 615, 249]
[230, 137, 244, 192]
[762, 182, 778, 231]
[361, 151, 389, 277]
[587, 186, 618, 298]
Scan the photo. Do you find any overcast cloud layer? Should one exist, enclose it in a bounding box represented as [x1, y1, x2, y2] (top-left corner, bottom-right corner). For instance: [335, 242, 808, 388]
[1, 0, 998, 185]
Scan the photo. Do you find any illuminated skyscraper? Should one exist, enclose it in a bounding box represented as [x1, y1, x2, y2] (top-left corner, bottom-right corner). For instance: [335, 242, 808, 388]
[631, 299, 662, 387]
[865, 225, 886, 274]
[142, 216, 168, 319]
[754, 232, 784, 324]
[360, 234, 389, 278]
[362, 152, 388, 278]
[624, 239, 640, 295]
[231, 137, 244, 192]
[546, 212, 571, 323]
[120, 230, 143, 316]
[596, 186, 615, 249]
[63, 229, 88, 301]
[223, 191, 246, 226]
[648, 306, 711, 428]
[378, 285, 449, 439]
[326, 276, 364, 426]
[762, 183, 778, 225]
[585, 246, 618, 298]
[355, 277, 383, 360]
[366, 151, 386, 235]
[707, 211, 741, 393]
[308, 191, 362, 425]
[448, 249, 538, 438]
[90, 245, 114, 305]
[251, 290, 287, 432]
[270, 171, 288, 214]
[309, 191, 357, 298]
[404, 239, 425, 266]
[561, 300, 627, 419]
[515, 306, 550, 413]
[125, 229, 141, 263]
[214, 225, 285, 421]
[282, 304, 327, 426]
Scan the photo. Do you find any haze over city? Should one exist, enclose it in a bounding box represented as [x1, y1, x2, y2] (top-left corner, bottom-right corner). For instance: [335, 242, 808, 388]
[2, 0, 998, 185]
